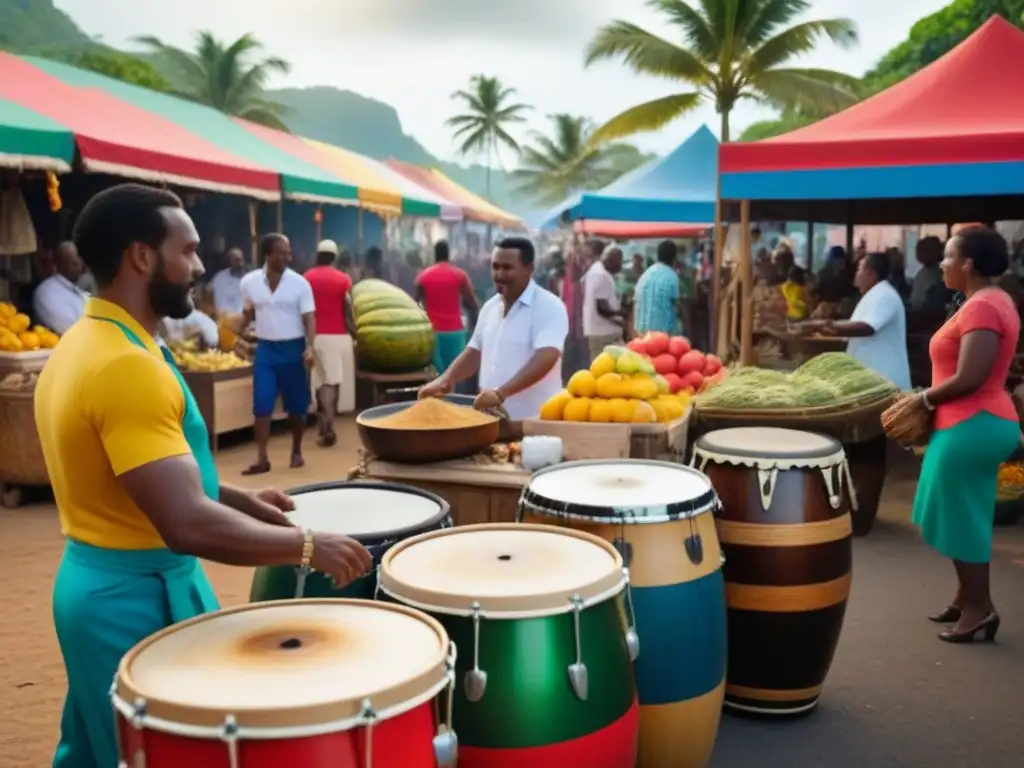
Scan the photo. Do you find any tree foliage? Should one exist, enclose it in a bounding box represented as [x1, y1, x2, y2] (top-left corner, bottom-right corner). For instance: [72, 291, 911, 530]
[71, 50, 171, 93]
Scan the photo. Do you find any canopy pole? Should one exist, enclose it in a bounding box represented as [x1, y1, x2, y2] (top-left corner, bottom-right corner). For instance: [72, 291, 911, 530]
[739, 200, 754, 366]
[807, 221, 815, 273]
[248, 201, 258, 266]
[711, 193, 725, 352]
[276, 201, 284, 233]
[358, 208, 365, 254]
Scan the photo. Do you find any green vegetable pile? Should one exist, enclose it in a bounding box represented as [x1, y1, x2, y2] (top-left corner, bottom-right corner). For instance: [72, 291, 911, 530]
[697, 352, 898, 411]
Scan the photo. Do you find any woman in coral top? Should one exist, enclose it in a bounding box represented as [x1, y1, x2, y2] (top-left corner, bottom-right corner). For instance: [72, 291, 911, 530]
[910, 226, 1021, 644]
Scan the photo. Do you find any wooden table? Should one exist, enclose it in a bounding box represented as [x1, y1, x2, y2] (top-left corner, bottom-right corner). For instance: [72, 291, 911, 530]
[363, 458, 530, 527]
[183, 367, 286, 451]
[355, 368, 435, 410]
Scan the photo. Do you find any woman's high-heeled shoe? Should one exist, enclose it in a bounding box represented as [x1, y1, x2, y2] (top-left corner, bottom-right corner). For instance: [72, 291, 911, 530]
[928, 605, 961, 623]
[938, 613, 1000, 644]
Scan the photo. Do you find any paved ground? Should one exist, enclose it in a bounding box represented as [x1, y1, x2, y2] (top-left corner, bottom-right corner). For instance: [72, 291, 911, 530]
[2, 421, 1022, 768]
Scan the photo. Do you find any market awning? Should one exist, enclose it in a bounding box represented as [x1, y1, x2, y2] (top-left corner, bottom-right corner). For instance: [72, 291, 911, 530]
[299, 136, 464, 220]
[0, 97, 74, 172]
[574, 220, 708, 239]
[386, 159, 523, 228]
[20, 55, 362, 205]
[720, 15, 1024, 206]
[0, 53, 280, 199]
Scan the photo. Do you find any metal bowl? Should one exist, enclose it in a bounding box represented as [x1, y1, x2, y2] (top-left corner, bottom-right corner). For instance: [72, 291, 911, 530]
[356, 397, 500, 464]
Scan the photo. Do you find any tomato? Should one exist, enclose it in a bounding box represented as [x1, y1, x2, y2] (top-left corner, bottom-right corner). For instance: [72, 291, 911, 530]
[653, 353, 677, 375]
[704, 354, 723, 376]
[677, 350, 706, 375]
[627, 338, 649, 356]
[662, 372, 684, 393]
[645, 331, 670, 356]
[668, 336, 691, 357]
[682, 370, 705, 392]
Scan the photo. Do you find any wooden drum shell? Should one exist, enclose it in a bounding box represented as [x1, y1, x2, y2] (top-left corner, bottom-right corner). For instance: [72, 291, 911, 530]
[701, 452, 852, 716]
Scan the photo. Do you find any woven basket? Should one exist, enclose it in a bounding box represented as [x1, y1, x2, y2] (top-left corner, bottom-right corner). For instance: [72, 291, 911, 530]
[0, 389, 49, 485]
[694, 392, 899, 444]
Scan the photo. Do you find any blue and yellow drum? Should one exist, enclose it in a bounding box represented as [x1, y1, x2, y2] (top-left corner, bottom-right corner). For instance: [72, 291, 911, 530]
[519, 460, 726, 768]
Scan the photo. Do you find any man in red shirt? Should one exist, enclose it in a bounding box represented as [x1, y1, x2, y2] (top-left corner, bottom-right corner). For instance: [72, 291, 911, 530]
[303, 240, 354, 447]
[416, 240, 479, 374]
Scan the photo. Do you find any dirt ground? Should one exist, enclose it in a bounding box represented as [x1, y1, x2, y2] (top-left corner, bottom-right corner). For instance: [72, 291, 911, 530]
[2, 421, 1022, 767]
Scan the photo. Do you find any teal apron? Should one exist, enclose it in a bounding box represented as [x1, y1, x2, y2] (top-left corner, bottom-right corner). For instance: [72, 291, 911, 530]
[52, 317, 221, 768]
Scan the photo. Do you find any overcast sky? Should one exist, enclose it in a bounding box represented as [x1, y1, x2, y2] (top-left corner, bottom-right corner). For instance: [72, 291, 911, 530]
[57, 0, 948, 162]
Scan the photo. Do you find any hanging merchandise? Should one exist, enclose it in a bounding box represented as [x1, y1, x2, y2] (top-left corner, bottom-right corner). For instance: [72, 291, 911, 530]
[45, 171, 62, 212]
[0, 182, 38, 257]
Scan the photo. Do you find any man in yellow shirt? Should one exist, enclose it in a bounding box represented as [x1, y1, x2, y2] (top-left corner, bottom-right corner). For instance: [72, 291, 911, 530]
[34, 184, 372, 768]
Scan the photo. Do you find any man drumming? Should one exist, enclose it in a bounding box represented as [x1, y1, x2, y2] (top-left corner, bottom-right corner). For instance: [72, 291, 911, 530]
[34, 184, 372, 768]
[240, 234, 317, 473]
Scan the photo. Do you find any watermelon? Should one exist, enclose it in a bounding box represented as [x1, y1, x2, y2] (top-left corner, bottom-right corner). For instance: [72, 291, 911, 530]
[353, 281, 436, 373]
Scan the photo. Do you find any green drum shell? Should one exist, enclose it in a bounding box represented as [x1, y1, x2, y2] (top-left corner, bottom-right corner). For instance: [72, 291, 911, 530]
[249, 481, 451, 603]
[382, 589, 637, 750]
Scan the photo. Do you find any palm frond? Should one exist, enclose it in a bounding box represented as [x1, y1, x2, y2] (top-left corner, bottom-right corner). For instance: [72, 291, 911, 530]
[748, 68, 860, 114]
[645, 0, 717, 59]
[590, 92, 703, 145]
[584, 21, 712, 83]
[741, 0, 813, 46]
[240, 107, 291, 132]
[743, 19, 858, 74]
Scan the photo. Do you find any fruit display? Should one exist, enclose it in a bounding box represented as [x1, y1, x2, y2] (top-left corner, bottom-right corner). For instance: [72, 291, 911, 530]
[997, 462, 1024, 502]
[696, 352, 899, 411]
[0, 372, 38, 391]
[171, 348, 250, 372]
[625, 331, 726, 395]
[539, 345, 693, 424]
[351, 279, 435, 373]
[0, 303, 59, 352]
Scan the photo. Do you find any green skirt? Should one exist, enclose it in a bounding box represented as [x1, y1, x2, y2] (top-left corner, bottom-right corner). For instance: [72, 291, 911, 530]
[911, 411, 1021, 563]
[432, 329, 467, 374]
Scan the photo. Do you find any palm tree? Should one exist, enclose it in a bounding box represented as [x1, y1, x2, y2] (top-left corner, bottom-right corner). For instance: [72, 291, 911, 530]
[512, 114, 652, 207]
[135, 31, 291, 130]
[584, 0, 861, 142]
[447, 75, 531, 199]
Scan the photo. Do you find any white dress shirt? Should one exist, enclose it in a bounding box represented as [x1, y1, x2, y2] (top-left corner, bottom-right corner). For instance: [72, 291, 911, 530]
[847, 280, 912, 391]
[582, 260, 621, 337]
[33, 274, 87, 334]
[240, 268, 315, 341]
[163, 309, 220, 347]
[209, 268, 246, 315]
[469, 280, 569, 419]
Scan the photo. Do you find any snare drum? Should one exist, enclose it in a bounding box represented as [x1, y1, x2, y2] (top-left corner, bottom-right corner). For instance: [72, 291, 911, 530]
[249, 482, 451, 602]
[519, 460, 726, 768]
[112, 600, 457, 768]
[379, 523, 639, 768]
[692, 427, 855, 716]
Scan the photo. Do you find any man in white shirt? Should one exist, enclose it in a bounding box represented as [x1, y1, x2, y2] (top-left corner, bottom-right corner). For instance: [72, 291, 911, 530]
[33, 241, 87, 334]
[240, 234, 316, 474]
[208, 247, 247, 316]
[420, 237, 569, 420]
[816, 251, 911, 390]
[582, 246, 625, 360]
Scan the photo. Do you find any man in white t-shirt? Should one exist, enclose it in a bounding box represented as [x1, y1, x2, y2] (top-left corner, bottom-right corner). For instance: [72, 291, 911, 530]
[419, 237, 568, 420]
[208, 247, 247, 316]
[582, 246, 625, 360]
[814, 251, 911, 390]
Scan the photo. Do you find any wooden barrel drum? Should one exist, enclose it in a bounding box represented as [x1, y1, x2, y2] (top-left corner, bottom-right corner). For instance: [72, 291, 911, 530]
[691, 427, 854, 716]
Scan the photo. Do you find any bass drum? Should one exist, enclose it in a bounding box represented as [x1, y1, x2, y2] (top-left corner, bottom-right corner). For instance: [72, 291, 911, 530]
[379, 523, 639, 768]
[692, 427, 855, 716]
[250, 482, 451, 602]
[112, 600, 457, 768]
[519, 459, 726, 768]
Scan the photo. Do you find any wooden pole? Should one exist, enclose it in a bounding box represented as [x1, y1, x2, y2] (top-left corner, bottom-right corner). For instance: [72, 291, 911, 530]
[739, 199, 754, 366]
[248, 201, 258, 266]
[710, 192, 724, 352]
[276, 201, 284, 233]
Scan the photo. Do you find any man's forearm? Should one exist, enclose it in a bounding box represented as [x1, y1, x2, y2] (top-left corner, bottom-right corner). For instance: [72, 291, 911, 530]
[220, 483, 253, 513]
[302, 312, 316, 346]
[497, 349, 561, 400]
[441, 347, 481, 384]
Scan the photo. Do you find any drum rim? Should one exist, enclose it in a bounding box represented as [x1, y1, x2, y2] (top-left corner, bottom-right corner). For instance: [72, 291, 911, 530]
[521, 459, 719, 523]
[114, 599, 450, 733]
[693, 427, 843, 462]
[379, 522, 626, 617]
[284, 481, 452, 544]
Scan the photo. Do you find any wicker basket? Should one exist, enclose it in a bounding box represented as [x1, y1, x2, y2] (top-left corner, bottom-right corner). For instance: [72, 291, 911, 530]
[0, 388, 49, 486]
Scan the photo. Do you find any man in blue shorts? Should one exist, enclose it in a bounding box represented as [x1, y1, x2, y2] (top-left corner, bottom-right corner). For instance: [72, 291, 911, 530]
[240, 233, 316, 473]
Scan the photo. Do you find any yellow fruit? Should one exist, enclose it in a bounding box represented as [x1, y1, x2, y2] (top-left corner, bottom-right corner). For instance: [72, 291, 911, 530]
[653, 375, 670, 395]
[539, 389, 573, 421]
[623, 375, 659, 400]
[17, 331, 41, 351]
[610, 398, 633, 423]
[8, 313, 30, 334]
[658, 395, 685, 421]
[0, 334, 24, 352]
[563, 397, 592, 422]
[589, 399, 614, 423]
[649, 398, 671, 422]
[567, 370, 598, 398]
[630, 400, 657, 424]
[589, 352, 616, 378]
[38, 332, 58, 349]
[0, 302, 16, 320]
[615, 353, 640, 375]
[596, 373, 628, 399]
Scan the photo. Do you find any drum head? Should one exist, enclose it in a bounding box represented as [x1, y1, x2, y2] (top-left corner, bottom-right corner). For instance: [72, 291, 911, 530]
[379, 523, 624, 616]
[115, 600, 449, 731]
[286, 482, 449, 544]
[522, 459, 717, 523]
[695, 427, 841, 460]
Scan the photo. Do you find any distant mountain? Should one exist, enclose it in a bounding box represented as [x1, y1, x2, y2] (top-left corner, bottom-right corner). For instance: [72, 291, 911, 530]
[268, 86, 531, 217]
[0, 0, 92, 53]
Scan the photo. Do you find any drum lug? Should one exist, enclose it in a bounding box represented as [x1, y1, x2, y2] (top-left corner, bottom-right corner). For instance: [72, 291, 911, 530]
[433, 726, 459, 767]
[464, 602, 488, 703]
[684, 533, 704, 565]
[294, 565, 313, 598]
[220, 716, 240, 768]
[567, 595, 589, 702]
[612, 537, 633, 568]
[359, 699, 378, 768]
[622, 569, 640, 663]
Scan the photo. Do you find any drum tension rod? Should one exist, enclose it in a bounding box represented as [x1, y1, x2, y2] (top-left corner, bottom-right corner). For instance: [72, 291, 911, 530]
[622, 568, 641, 663]
[465, 602, 488, 702]
[433, 647, 459, 768]
[359, 699, 377, 768]
[567, 595, 589, 702]
[221, 716, 240, 768]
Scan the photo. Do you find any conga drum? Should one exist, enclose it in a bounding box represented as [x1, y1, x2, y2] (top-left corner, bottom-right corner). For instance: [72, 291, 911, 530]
[249, 482, 451, 602]
[691, 427, 855, 716]
[378, 523, 639, 768]
[111, 599, 458, 767]
[519, 460, 727, 768]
